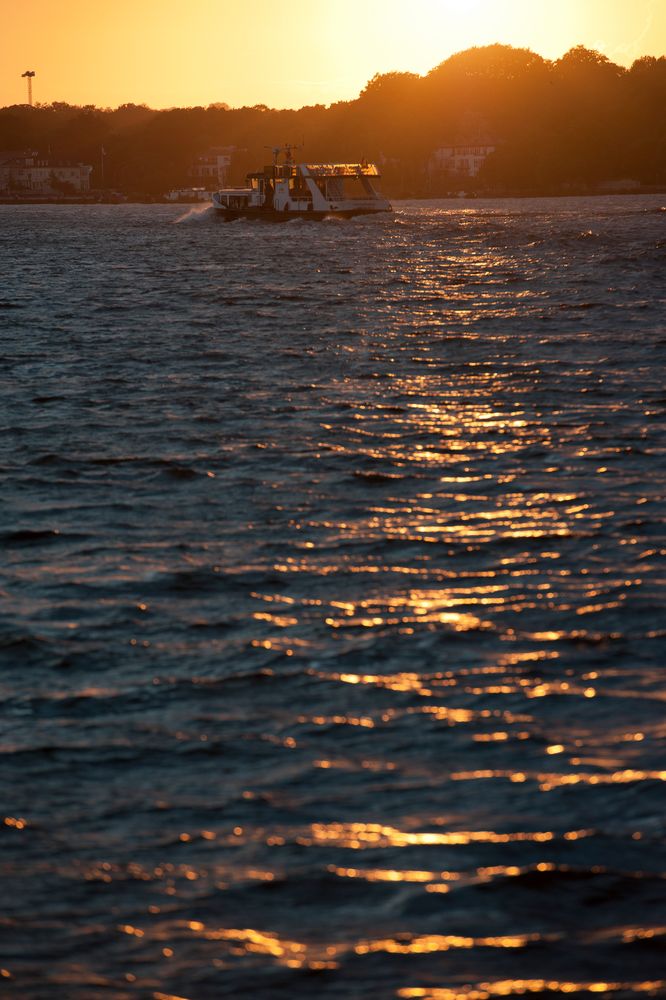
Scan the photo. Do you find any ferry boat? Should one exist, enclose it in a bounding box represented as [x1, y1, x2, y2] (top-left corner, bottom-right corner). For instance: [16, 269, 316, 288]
[211, 145, 392, 220]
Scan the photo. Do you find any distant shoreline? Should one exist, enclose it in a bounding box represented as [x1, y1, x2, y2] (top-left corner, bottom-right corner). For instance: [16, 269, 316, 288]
[1, 188, 664, 206]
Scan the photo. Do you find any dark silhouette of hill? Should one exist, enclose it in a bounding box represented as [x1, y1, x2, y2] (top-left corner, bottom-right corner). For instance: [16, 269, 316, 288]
[1, 45, 664, 197]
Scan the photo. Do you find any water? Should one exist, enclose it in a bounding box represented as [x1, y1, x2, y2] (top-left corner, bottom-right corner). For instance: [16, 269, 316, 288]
[1, 197, 665, 1000]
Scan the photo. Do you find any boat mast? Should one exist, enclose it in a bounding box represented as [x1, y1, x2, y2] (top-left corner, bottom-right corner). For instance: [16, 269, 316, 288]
[265, 144, 301, 167]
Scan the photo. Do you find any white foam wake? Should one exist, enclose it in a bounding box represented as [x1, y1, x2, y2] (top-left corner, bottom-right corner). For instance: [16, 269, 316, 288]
[172, 203, 214, 224]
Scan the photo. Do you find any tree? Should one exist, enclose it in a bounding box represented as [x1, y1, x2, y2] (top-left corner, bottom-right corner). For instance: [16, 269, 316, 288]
[1, 45, 663, 198]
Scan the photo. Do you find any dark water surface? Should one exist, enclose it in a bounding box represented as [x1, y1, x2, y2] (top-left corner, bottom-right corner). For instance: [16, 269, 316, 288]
[1, 197, 665, 1000]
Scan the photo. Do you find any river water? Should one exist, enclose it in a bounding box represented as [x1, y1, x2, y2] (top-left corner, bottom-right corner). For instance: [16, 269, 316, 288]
[1, 197, 665, 1000]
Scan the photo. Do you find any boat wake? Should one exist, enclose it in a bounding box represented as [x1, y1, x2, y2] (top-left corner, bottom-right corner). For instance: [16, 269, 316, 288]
[172, 203, 215, 224]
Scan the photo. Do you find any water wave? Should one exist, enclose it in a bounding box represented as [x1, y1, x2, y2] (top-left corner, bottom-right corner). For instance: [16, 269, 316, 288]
[1, 195, 664, 999]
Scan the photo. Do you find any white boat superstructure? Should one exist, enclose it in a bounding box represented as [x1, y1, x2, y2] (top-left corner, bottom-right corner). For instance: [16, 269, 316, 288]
[212, 146, 392, 220]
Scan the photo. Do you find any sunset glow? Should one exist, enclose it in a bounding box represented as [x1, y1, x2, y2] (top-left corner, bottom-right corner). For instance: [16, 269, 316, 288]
[4, 0, 666, 109]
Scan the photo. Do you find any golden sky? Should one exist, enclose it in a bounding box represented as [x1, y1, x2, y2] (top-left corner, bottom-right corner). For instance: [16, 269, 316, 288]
[4, 0, 666, 110]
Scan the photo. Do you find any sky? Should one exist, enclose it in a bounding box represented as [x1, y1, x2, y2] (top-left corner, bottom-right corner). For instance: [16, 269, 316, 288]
[3, 0, 666, 110]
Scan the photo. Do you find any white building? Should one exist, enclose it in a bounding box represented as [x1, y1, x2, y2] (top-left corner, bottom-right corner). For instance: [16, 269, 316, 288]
[0, 151, 93, 194]
[165, 187, 211, 202]
[428, 141, 497, 178]
[188, 147, 234, 187]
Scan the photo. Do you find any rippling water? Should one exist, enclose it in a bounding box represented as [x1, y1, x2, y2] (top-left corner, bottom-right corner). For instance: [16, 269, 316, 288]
[1, 197, 665, 1000]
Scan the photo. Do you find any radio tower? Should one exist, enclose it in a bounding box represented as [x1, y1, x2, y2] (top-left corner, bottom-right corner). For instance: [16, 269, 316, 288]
[22, 70, 36, 106]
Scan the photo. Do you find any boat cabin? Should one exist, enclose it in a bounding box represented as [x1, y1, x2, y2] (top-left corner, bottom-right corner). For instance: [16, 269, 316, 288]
[211, 148, 391, 218]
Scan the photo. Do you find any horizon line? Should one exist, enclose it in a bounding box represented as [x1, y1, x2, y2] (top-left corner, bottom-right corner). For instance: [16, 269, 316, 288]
[3, 42, 664, 116]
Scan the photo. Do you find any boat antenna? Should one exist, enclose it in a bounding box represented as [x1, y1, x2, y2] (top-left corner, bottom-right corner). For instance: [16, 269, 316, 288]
[264, 144, 301, 166]
[283, 143, 301, 165]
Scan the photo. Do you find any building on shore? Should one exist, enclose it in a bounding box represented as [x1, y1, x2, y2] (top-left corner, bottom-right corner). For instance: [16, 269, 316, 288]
[426, 113, 497, 190]
[165, 187, 212, 203]
[428, 140, 497, 179]
[188, 147, 235, 188]
[0, 151, 93, 195]
[165, 147, 237, 201]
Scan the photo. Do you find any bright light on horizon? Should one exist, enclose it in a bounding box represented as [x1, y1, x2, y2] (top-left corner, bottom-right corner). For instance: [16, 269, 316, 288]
[3, 0, 665, 110]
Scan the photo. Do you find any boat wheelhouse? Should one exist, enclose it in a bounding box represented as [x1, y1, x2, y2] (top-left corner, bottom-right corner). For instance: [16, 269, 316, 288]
[211, 146, 392, 220]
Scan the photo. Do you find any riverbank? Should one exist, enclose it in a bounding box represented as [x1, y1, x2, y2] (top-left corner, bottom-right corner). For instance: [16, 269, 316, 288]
[2, 185, 664, 205]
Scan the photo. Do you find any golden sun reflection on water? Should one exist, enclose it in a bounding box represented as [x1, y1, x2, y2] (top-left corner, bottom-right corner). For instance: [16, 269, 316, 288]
[326, 861, 588, 888]
[140, 915, 666, 986]
[397, 981, 666, 999]
[300, 823, 576, 849]
[4, 193, 665, 1000]
[148, 923, 555, 971]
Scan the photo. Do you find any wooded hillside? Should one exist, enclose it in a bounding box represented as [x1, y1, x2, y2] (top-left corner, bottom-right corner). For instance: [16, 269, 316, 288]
[1, 45, 664, 197]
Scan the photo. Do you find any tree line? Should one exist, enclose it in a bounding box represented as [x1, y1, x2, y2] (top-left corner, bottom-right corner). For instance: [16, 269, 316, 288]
[1, 44, 664, 197]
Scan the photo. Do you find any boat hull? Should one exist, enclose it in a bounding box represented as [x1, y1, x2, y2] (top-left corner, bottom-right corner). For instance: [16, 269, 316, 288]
[212, 205, 392, 222]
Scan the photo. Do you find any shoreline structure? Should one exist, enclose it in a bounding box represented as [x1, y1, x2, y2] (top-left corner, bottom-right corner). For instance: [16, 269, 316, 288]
[1, 185, 664, 206]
